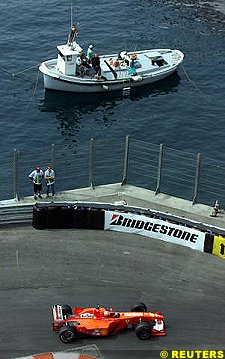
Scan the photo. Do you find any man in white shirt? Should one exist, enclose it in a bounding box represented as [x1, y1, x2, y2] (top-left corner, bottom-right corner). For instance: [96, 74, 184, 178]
[44, 165, 55, 198]
[29, 167, 44, 199]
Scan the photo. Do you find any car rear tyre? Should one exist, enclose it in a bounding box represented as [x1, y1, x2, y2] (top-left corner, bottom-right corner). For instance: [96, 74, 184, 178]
[61, 304, 73, 316]
[59, 325, 76, 343]
[131, 302, 147, 312]
[135, 322, 152, 340]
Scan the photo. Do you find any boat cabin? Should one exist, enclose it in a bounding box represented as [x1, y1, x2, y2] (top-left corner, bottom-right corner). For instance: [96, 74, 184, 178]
[56, 25, 83, 76]
[57, 43, 83, 76]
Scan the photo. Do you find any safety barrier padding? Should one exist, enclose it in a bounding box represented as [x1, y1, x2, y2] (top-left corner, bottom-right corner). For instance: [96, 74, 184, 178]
[47, 205, 75, 229]
[88, 208, 104, 229]
[203, 232, 214, 254]
[33, 204, 225, 259]
[32, 204, 104, 230]
[32, 205, 47, 230]
[74, 207, 89, 229]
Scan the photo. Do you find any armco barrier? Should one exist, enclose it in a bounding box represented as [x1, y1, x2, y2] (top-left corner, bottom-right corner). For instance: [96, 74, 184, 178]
[32, 204, 224, 259]
[32, 204, 104, 230]
[204, 232, 214, 254]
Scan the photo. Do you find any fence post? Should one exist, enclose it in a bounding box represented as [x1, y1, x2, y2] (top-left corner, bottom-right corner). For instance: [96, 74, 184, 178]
[88, 138, 94, 189]
[155, 143, 164, 195]
[13, 149, 20, 201]
[192, 153, 201, 205]
[51, 144, 55, 168]
[121, 135, 130, 186]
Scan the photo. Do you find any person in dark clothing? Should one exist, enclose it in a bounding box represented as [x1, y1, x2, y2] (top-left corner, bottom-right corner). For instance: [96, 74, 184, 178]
[91, 53, 101, 76]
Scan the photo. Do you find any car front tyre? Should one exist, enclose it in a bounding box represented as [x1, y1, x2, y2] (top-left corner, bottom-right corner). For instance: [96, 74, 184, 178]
[135, 322, 152, 340]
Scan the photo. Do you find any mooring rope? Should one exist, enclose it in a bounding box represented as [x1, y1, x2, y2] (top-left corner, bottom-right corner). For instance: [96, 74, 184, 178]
[181, 62, 213, 103]
[12, 63, 41, 76]
[14, 70, 41, 123]
[181, 63, 199, 91]
[0, 63, 40, 85]
[0, 67, 14, 76]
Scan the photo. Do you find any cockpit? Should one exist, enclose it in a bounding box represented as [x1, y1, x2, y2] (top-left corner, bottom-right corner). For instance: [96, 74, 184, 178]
[103, 310, 120, 318]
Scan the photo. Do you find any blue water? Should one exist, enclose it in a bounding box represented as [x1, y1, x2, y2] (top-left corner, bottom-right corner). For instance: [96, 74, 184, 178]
[1, 0, 225, 199]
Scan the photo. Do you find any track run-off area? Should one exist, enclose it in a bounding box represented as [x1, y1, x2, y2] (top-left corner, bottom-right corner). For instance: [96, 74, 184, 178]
[0, 226, 225, 359]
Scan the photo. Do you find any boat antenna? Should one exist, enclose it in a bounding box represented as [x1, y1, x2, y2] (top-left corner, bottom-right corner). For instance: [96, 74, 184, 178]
[70, 3, 73, 28]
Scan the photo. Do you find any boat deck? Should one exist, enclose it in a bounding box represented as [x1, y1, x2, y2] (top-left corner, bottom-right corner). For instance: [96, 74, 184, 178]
[100, 50, 172, 80]
[42, 49, 179, 82]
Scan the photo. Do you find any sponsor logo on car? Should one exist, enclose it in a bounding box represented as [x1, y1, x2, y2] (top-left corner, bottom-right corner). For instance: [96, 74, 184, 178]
[80, 313, 94, 318]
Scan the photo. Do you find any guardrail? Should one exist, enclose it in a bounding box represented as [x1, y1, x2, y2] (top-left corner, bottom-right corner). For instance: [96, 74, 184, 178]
[0, 204, 33, 226]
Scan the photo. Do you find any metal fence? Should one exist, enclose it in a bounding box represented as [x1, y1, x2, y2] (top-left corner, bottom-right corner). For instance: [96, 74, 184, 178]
[2, 136, 225, 208]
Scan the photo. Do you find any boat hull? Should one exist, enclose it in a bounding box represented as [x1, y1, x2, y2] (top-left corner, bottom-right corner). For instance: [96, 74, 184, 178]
[42, 67, 178, 93]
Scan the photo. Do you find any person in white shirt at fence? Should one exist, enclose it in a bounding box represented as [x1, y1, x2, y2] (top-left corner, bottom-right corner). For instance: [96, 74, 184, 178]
[44, 164, 55, 198]
[29, 167, 44, 199]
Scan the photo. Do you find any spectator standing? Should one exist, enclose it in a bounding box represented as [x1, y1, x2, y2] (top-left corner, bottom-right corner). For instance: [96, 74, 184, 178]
[29, 167, 44, 199]
[44, 164, 55, 198]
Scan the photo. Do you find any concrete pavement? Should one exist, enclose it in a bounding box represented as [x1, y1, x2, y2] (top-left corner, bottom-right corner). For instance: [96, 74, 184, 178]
[0, 183, 224, 233]
[1, 227, 225, 359]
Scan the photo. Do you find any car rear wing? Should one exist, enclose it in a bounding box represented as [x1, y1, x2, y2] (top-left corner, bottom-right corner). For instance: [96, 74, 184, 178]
[52, 304, 64, 321]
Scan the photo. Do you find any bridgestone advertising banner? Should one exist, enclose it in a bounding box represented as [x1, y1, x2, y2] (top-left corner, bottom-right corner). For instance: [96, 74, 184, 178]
[105, 211, 205, 252]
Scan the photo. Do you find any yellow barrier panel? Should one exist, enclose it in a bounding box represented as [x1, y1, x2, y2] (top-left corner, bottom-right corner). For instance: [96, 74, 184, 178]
[212, 236, 225, 258]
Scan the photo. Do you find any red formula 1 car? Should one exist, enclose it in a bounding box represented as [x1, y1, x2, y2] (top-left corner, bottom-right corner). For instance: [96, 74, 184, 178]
[52, 302, 166, 343]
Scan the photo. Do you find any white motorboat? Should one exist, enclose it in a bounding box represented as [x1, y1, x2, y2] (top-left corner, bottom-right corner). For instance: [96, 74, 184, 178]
[39, 24, 184, 93]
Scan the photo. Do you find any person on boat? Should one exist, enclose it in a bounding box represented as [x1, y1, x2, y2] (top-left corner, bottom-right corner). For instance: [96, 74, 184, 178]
[80, 52, 91, 68]
[91, 53, 101, 76]
[76, 56, 82, 66]
[68, 24, 78, 46]
[75, 56, 83, 76]
[109, 57, 120, 69]
[113, 60, 120, 68]
[87, 44, 94, 63]
[128, 66, 137, 76]
[117, 52, 123, 61]
[109, 58, 114, 66]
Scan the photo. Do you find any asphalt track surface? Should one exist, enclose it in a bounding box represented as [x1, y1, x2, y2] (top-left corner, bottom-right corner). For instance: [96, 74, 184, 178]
[1, 226, 225, 359]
